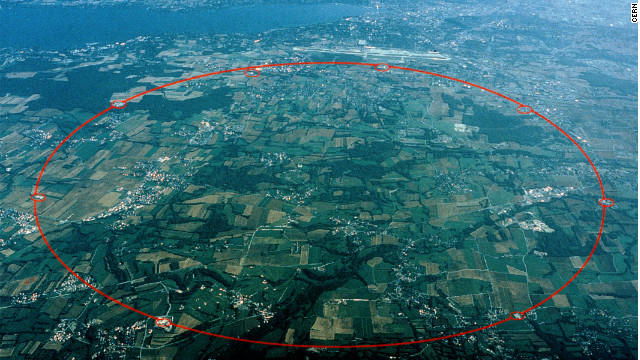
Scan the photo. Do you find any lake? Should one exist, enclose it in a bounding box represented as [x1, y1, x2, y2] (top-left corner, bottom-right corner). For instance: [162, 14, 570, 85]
[0, 3, 367, 50]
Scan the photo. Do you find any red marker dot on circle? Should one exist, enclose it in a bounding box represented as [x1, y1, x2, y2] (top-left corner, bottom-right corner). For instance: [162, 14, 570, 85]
[599, 198, 615, 207]
[31, 193, 46, 202]
[111, 100, 127, 109]
[244, 69, 260, 77]
[516, 105, 533, 114]
[375, 63, 390, 72]
[155, 318, 172, 328]
[509, 311, 525, 321]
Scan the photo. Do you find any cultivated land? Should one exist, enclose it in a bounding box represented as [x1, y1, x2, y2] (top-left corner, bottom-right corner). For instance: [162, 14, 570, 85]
[0, 3, 636, 359]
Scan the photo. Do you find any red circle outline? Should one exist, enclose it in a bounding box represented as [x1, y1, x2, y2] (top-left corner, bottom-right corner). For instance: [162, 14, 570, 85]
[111, 100, 127, 109]
[599, 198, 615, 207]
[516, 105, 533, 114]
[509, 311, 525, 321]
[32, 62, 608, 348]
[31, 193, 46, 202]
[244, 68, 260, 77]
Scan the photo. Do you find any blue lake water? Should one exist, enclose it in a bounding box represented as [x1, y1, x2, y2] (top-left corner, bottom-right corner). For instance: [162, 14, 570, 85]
[0, 4, 367, 50]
